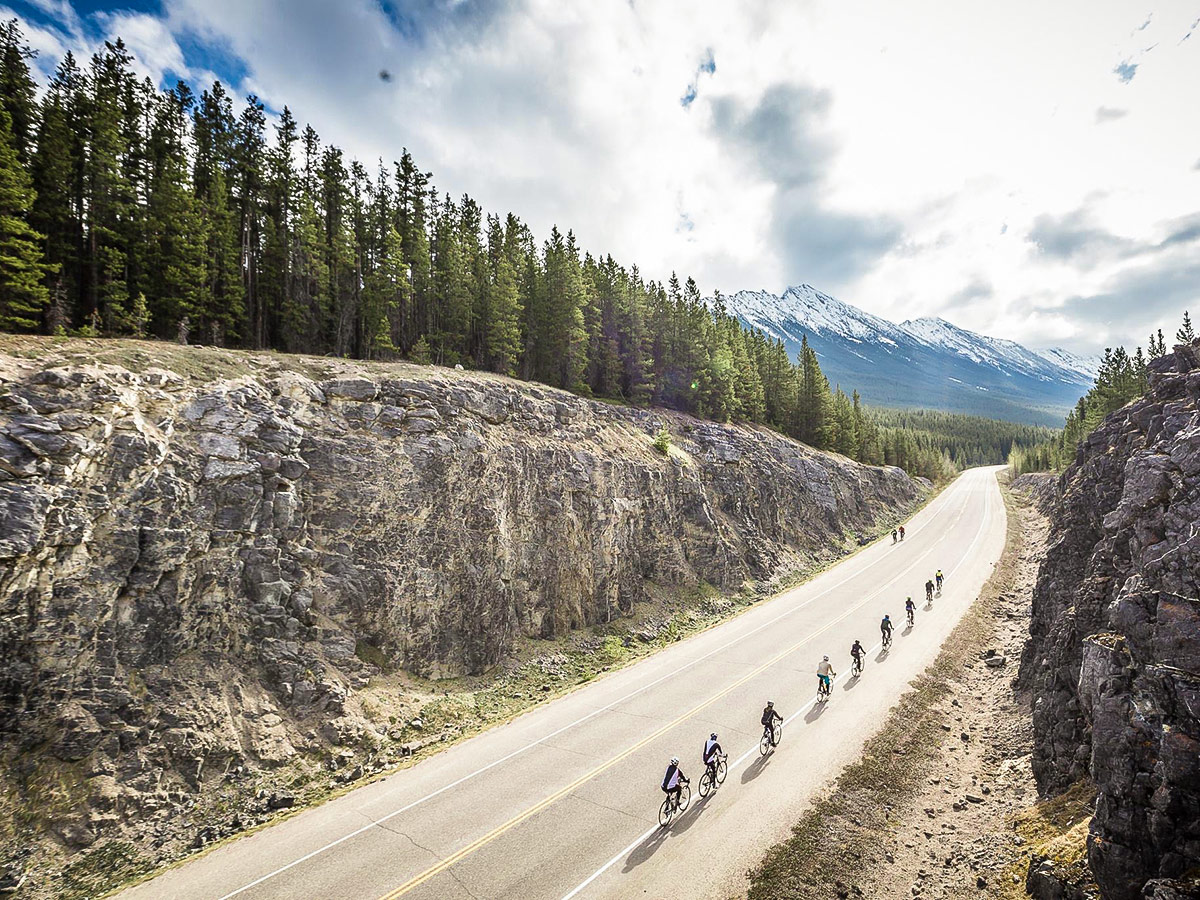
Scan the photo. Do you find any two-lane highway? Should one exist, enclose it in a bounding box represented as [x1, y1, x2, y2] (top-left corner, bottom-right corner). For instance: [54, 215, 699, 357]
[119, 466, 1007, 900]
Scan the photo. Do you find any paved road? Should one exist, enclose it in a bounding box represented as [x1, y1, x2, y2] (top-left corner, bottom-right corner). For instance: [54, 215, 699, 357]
[119, 466, 1007, 900]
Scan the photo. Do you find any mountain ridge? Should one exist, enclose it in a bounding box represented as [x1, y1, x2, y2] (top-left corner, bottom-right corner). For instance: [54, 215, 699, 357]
[725, 284, 1098, 426]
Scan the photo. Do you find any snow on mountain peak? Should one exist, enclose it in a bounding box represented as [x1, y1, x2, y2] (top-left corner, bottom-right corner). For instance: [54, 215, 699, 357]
[725, 285, 1098, 384]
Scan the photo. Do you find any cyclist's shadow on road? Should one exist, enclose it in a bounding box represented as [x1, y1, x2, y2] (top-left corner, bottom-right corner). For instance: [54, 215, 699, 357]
[842, 675, 861, 692]
[804, 701, 827, 723]
[875, 648, 891, 663]
[622, 826, 670, 872]
[903, 625, 914, 636]
[665, 798, 708, 836]
[741, 752, 772, 784]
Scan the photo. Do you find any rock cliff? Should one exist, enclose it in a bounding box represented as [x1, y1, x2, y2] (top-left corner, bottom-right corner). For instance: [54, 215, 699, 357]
[0, 342, 921, 885]
[1021, 340, 1200, 900]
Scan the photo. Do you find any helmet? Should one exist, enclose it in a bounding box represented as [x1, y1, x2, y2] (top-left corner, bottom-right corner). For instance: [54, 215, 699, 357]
[823, 655, 829, 661]
[710, 732, 718, 740]
[883, 613, 891, 619]
[766, 700, 774, 707]
[670, 756, 679, 765]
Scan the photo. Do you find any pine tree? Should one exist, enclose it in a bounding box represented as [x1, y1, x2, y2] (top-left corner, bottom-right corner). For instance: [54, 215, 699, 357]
[30, 54, 84, 320]
[482, 214, 522, 375]
[144, 83, 205, 335]
[83, 41, 139, 331]
[362, 224, 405, 358]
[0, 106, 50, 330]
[1177, 310, 1195, 344]
[0, 19, 39, 163]
[1148, 328, 1166, 358]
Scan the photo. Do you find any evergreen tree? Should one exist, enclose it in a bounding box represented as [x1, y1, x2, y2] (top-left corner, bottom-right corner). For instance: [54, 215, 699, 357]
[144, 83, 205, 336]
[0, 106, 50, 330]
[1177, 310, 1195, 344]
[0, 19, 39, 162]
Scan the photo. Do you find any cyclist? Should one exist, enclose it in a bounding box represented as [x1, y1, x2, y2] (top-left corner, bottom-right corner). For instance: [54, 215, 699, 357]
[925, 579, 935, 602]
[881, 613, 893, 647]
[899, 525, 906, 541]
[817, 655, 836, 696]
[905, 596, 916, 626]
[703, 732, 723, 781]
[662, 756, 689, 806]
[936, 569, 944, 592]
[761, 700, 782, 745]
[892, 528, 898, 544]
[850, 639, 865, 674]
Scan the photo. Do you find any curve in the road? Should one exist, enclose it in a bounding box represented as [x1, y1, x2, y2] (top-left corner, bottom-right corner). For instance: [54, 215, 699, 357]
[216, 476, 969, 900]
[558, 474, 994, 899]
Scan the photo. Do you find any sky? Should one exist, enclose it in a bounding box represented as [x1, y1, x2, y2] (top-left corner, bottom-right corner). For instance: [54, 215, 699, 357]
[5, 0, 1200, 354]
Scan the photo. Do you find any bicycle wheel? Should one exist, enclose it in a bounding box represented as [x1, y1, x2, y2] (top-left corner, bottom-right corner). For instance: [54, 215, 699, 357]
[716, 756, 727, 785]
[658, 797, 673, 827]
[678, 782, 691, 812]
[699, 770, 713, 798]
[759, 730, 771, 756]
[772, 722, 782, 746]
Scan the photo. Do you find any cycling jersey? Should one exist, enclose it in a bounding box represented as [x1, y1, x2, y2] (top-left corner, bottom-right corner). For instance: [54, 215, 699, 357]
[881, 619, 893, 632]
[851, 643, 864, 658]
[761, 707, 781, 726]
[703, 738, 722, 763]
[905, 600, 915, 610]
[662, 764, 683, 791]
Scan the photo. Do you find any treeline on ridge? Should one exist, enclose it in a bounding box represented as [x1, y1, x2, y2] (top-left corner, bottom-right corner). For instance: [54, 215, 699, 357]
[0, 22, 1035, 482]
[1008, 313, 1196, 475]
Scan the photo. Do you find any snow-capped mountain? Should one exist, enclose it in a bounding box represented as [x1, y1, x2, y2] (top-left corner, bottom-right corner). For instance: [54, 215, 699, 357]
[725, 284, 1097, 426]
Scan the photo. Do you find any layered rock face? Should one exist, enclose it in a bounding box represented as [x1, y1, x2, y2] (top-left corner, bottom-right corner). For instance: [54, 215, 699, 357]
[0, 351, 919, 849]
[1021, 341, 1200, 899]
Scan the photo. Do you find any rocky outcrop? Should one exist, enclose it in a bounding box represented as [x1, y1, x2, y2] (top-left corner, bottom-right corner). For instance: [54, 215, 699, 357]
[0, 349, 920, 871]
[1021, 340, 1200, 900]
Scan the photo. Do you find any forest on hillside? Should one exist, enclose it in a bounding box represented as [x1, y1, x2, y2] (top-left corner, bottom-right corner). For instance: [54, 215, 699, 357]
[1008, 313, 1196, 475]
[0, 21, 1052, 482]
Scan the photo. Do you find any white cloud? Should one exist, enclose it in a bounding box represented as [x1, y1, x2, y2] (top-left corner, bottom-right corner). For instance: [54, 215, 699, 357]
[9, 0, 1200, 353]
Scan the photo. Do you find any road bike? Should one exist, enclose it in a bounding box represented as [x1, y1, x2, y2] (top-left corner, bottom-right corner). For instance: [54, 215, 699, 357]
[817, 677, 833, 701]
[851, 655, 863, 677]
[658, 781, 691, 827]
[906, 608, 915, 627]
[882, 630, 892, 650]
[698, 753, 728, 797]
[759, 721, 782, 756]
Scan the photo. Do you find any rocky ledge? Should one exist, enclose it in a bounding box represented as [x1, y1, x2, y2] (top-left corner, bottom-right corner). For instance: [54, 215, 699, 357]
[0, 346, 921, 883]
[1020, 340, 1200, 900]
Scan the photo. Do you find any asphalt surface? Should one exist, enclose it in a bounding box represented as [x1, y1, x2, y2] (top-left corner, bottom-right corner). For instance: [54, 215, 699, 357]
[118, 465, 1007, 900]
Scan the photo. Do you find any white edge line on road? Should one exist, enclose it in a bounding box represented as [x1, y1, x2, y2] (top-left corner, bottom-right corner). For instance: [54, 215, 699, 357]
[558, 471, 997, 900]
[213, 476, 976, 900]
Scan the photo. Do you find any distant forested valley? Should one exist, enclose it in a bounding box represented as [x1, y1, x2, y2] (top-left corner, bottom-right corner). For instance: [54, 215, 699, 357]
[0, 21, 1089, 481]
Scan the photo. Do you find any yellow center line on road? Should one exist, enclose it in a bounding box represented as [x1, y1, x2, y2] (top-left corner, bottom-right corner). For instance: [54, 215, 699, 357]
[376, 488, 973, 900]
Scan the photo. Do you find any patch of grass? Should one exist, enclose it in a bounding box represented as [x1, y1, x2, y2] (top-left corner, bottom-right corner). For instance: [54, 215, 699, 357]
[996, 780, 1097, 900]
[59, 841, 155, 900]
[746, 479, 1026, 900]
